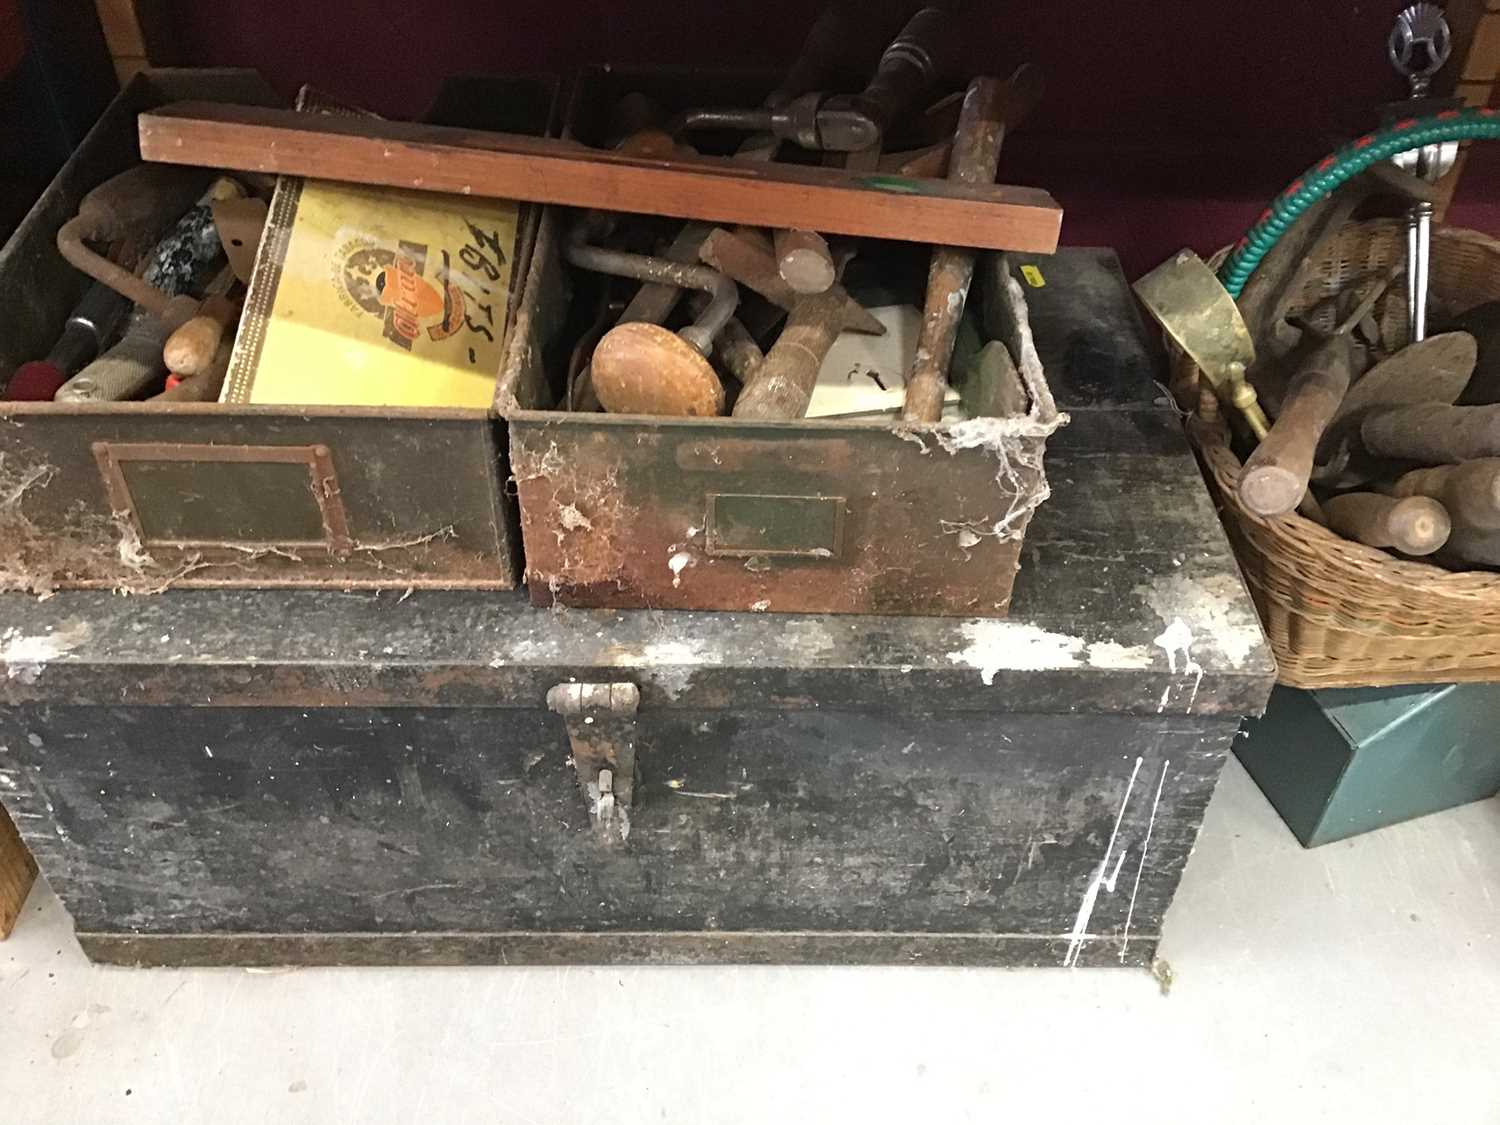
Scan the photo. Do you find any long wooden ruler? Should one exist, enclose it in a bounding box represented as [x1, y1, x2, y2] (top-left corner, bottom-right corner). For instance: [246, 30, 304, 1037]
[138, 102, 1063, 253]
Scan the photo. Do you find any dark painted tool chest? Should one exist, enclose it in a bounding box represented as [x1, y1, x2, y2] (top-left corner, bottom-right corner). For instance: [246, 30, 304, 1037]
[0, 69, 553, 595]
[498, 66, 1065, 617]
[0, 248, 1274, 967]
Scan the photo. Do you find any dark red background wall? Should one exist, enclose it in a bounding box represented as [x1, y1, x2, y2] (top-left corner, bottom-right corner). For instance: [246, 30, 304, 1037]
[161, 0, 1498, 277]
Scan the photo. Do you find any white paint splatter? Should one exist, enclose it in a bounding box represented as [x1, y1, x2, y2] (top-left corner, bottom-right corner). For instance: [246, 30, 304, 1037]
[1085, 641, 1154, 670]
[0, 623, 90, 684]
[948, 621, 1084, 683]
[1064, 755, 1142, 967]
[1143, 574, 1263, 669]
[668, 551, 694, 588]
[631, 640, 706, 666]
[948, 622, 1158, 684]
[1121, 760, 1169, 962]
[1154, 618, 1205, 712]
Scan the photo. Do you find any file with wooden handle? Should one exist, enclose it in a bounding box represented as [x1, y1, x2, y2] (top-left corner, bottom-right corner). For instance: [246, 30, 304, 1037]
[1391, 459, 1500, 529]
[1324, 492, 1451, 556]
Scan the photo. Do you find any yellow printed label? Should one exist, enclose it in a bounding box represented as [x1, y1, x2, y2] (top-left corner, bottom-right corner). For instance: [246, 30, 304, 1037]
[1021, 264, 1046, 288]
[225, 180, 519, 407]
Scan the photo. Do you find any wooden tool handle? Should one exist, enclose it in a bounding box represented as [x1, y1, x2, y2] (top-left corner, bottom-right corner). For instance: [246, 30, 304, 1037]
[902, 76, 1009, 424]
[1237, 336, 1353, 516]
[155, 340, 232, 402]
[699, 227, 883, 334]
[1392, 459, 1500, 530]
[855, 6, 956, 136]
[163, 294, 239, 377]
[774, 228, 836, 294]
[1324, 492, 1451, 556]
[733, 289, 845, 420]
[1363, 402, 1500, 463]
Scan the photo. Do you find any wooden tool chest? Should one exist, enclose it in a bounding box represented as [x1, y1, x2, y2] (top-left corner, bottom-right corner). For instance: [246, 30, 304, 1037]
[0, 249, 1275, 967]
[0, 69, 554, 595]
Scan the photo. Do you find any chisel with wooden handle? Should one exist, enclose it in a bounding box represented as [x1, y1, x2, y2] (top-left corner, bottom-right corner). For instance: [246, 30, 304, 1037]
[1390, 459, 1500, 530]
[1237, 333, 1353, 516]
[1323, 492, 1451, 556]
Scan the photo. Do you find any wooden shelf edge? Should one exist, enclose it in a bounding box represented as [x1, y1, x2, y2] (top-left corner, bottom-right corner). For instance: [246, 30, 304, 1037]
[0, 803, 38, 939]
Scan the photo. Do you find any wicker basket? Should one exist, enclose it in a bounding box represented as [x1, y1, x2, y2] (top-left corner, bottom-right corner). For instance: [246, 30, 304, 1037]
[1181, 220, 1500, 689]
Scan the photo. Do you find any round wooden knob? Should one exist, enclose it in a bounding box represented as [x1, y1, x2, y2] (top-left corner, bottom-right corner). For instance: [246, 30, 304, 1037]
[1386, 497, 1452, 557]
[590, 322, 725, 417]
[1238, 465, 1304, 518]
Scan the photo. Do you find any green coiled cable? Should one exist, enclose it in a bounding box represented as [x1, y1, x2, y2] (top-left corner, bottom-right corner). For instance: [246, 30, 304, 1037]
[1219, 106, 1500, 299]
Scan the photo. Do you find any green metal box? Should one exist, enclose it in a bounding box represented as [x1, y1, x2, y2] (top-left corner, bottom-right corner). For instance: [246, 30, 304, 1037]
[1237, 683, 1500, 847]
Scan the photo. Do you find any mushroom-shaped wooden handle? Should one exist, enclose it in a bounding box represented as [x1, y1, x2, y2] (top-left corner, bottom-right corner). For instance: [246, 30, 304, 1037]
[1324, 492, 1451, 556]
[590, 322, 725, 417]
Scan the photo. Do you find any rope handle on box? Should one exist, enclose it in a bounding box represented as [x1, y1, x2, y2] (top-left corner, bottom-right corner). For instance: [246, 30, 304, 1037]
[1218, 106, 1500, 298]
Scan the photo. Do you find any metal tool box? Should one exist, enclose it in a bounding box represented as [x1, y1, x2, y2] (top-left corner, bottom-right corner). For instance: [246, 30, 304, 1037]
[497, 67, 1064, 616]
[0, 248, 1275, 967]
[0, 69, 553, 595]
[1238, 682, 1500, 846]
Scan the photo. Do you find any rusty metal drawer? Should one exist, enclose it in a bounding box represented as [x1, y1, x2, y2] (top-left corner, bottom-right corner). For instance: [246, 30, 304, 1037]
[495, 66, 1063, 617]
[0, 69, 552, 594]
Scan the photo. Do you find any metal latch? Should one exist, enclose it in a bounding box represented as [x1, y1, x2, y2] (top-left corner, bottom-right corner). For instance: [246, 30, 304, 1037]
[546, 682, 640, 842]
